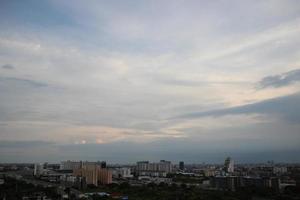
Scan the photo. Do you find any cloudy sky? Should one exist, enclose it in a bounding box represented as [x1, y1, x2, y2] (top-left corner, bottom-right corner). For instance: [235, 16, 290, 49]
[0, 0, 300, 163]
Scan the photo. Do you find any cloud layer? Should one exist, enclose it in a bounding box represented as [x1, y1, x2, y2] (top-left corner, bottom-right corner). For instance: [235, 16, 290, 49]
[0, 0, 300, 163]
[179, 92, 300, 123]
[259, 69, 300, 88]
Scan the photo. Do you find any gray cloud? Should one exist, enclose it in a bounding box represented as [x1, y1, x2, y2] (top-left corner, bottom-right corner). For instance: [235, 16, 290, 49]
[0, 140, 54, 148]
[179, 93, 300, 123]
[258, 69, 300, 88]
[1, 0, 300, 163]
[1, 64, 14, 70]
[0, 76, 48, 88]
[155, 76, 252, 87]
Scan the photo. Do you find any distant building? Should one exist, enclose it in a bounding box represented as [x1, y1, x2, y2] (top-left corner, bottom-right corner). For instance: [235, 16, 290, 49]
[270, 177, 280, 192]
[179, 161, 184, 171]
[73, 162, 112, 186]
[203, 169, 216, 177]
[43, 162, 48, 169]
[136, 160, 172, 177]
[101, 161, 107, 168]
[212, 176, 280, 192]
[60, 160, 106, 171]
[136, 161, 149, 171]
[113, 167, 133, 178]
[273, 166, 287, 175]
[60, 160, 83, 171]
[21, 192, 49, 200]
[33, 163, 44, 177]
[61, 174, 86, 190]
[224, 157, 234, 173]
[98, 168, 113, 185]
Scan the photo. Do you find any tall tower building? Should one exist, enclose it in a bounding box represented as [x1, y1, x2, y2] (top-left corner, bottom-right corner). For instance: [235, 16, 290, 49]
[34, 163, 44, 176]
[101, 161, 106, 168]
[179, 161, 184, 171]
[224, 157, 234, 173]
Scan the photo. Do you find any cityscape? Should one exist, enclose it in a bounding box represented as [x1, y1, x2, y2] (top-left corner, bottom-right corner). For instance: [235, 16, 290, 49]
[1, 158, 300, 199]
[1, 0, 300, 199]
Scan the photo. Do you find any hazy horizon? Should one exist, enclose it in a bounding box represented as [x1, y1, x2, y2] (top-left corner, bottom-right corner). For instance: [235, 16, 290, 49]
[1, 0, 300, 163]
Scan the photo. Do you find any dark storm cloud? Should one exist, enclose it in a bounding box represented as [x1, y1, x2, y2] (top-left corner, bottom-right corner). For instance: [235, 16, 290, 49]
[1, 64, 14, 70]
[258, 69, 300, 88]
[178, 93, 300, 123]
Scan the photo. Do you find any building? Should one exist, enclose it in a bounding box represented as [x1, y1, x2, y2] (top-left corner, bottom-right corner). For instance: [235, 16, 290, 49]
[100, 161, 106, 168]
[270, 177, 280, 192]
[212, 176, 241, 191]
[74, 167, 98, 185]
[61, 174, 86, 189]
[136, 160, 172, 177]
[179, 161, 184, 171]
[273, 166, 287, 175]
[212, 176, 281, 192]
[33, 163, 44, 177]
[98, 168, 113, 184]
[60, 160, 106, 171]
[73, 162, 112, 186]
[60, 161, 82, 171]
[224, 157, 234, 173]
[203, 169, 216, 177]
[113, 167, 133, 178]
[43, 162, 48, 169]
[136, 161, 149, 171]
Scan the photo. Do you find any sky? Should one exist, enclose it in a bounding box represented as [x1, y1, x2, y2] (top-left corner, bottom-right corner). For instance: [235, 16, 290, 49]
[0, 0, 300, 164]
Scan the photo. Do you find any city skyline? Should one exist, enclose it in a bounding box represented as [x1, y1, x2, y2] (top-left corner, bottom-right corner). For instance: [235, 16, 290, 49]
[1, 0, 300, 163]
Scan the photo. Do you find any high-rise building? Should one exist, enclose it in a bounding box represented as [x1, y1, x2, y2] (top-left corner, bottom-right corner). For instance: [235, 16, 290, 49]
[60, 160, 106, 171]
[101, 161, 106, 168]
[136, 161, 149, 171]
[158, 160, 172, 173]
[34, 163, 44, 176]
[60, 160, 110, 186]
[74, 166, 98, 185]
[97, 168, 113, 185]
[136, 160, 172, 177]
[72, 161, 112, 186]
[224, 157, 234, 173]
[60, 160, 83, 170]
[43, 162, 48, 169]
[179, 161, 184, 171]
